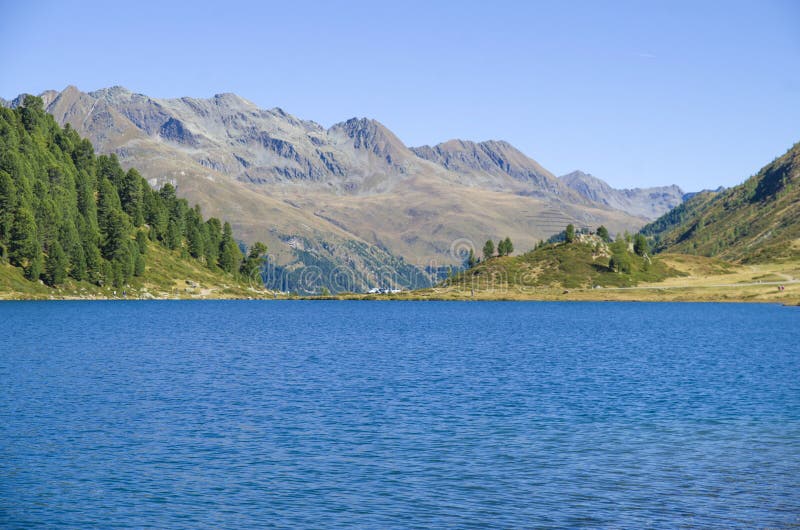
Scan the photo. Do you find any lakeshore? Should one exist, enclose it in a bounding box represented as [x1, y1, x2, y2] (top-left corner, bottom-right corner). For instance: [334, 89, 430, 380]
[3, 248, 799, 305]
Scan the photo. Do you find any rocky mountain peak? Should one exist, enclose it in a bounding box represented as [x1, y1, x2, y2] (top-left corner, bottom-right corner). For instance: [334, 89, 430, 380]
[269, 106, 291, 118]
[479, 139, 514, 150]
[89, 85, 134, 101]
[59, 84, 81, 96]
[38, 89, 63, 107]
[212, 92, 256, 108]
[561, 170, 614, 193]
[328, 117, 412, 167]
[410, 137, 566, 197]
[332, 117, 384, 138]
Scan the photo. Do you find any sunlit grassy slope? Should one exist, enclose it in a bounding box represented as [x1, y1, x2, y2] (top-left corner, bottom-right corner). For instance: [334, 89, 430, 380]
[333, 246, 800, 304]
[643, 142, 800, 263]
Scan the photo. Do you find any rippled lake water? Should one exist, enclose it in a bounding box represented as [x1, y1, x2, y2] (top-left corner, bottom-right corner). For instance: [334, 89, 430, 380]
[1, 301, 799, 528]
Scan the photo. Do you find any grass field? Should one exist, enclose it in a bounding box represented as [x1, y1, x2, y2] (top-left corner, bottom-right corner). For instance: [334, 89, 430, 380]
[331, 255, 800, 305]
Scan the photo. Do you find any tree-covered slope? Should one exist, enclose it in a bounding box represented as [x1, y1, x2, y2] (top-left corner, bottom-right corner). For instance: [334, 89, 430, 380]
[0, 240, 265, 299]
[640, 190, 722, 244]
[640, 143, 800, 262]
[0, 96, 265, 294]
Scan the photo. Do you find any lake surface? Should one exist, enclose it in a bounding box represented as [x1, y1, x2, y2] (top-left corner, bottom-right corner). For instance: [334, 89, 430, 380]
[1, 301, 799, 528]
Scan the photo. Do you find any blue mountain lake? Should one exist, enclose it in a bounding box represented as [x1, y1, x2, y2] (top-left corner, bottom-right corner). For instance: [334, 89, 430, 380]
[1, 301, 798, 527]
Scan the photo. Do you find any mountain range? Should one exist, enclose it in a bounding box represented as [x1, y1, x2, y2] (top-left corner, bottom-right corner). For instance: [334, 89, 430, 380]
[559, 170, 685, 220]
[5, 86, 687, 291]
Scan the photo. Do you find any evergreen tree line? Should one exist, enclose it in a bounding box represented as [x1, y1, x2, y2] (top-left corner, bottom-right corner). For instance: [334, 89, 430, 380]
[0, 96, 265, 287]
[480, 237, 514, 262]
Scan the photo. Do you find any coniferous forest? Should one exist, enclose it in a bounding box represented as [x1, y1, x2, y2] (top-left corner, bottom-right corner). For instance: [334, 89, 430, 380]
[0, 96, 265, 289]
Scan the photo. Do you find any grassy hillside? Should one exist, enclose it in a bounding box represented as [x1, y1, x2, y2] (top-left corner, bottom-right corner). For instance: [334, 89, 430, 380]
[642, 142, 800, 263]
[441, 234, 681, 293]
[333, 252, 798, 304]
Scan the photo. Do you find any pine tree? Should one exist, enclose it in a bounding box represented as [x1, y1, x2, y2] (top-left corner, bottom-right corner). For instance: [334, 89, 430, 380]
[112, 260, 125, 288]
[82, 229, 103, 285]
[134, 252, 146, 277]
[100, 209, 130, 261]
[19, 95, 45, 132]
[186, 208, 204, 258]
[497, 238, 513, 256]
[219, 222, 242, 273]
[204, 218, 222, 269]
[597, 225, 610, 242]
[166, 219, 182, 250]
[0, 170, 17, 240]
[483, 239, 495, 260]
[70, 244, 87, 281]
[565, 224, 576, 243]
[27, 249, 43, 282]
[136, 230, 148, 255]
[634, 233, 649, 256]
[57, 221, 83, 280]
[44, 241, 68, 286]
[503, 237, 513, 256]
[240, 241, 268, 280]
[467, 248, 477, 268]
[101, 261, 113, 287]
[120, 169, 145, 227]
[9, 206, 42, 280]
[144, 190, 168, 242]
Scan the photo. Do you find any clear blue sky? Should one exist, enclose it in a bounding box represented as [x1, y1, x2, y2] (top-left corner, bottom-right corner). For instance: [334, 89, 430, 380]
[1, 0, 798, 190]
